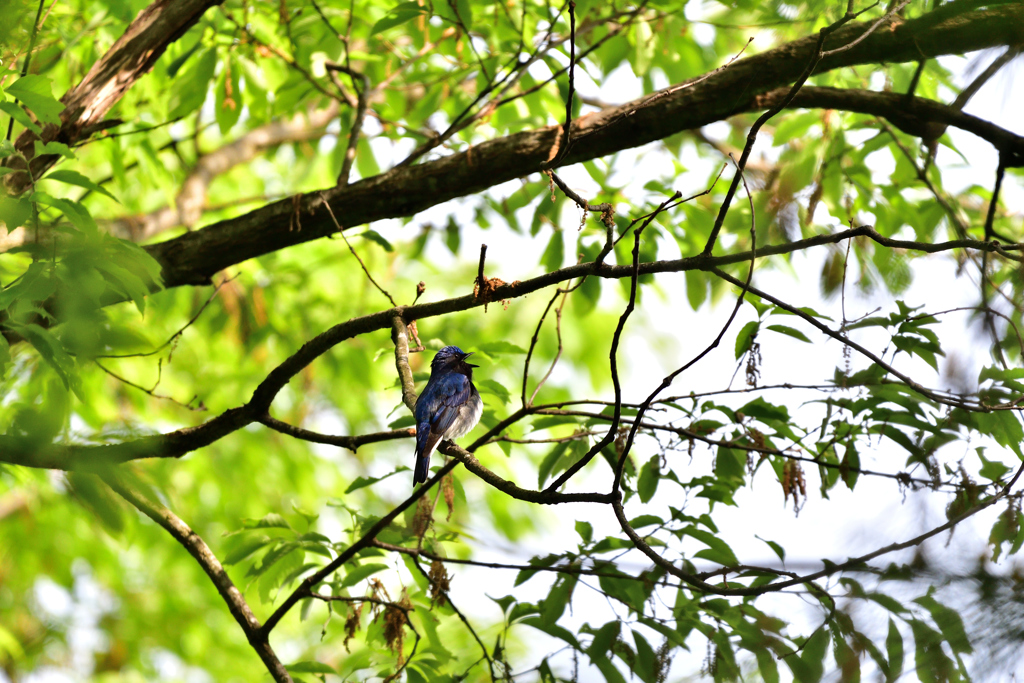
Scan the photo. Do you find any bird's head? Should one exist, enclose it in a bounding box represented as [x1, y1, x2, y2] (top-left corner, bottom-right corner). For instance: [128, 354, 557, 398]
[431, 345, 478, 371]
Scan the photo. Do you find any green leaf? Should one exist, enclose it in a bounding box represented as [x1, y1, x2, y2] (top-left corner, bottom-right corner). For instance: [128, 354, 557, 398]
[0, 335, 10, 380]
[19, 323, 76, 393]
[223, 534, 274, 565]
[215, 54, 242, 134]
[43, 169, 119, 203]
[588, 620, 620, 660]
[389, 415, 416, 429]
[444, 215, 461, 254]
[6, 75, 65, 125]
[539, 574, 576, 623]
[685, 270, 708, 310]
[168, 47, 217, 119]
[541, 229, 564, 272]
[34, 141, 74, 158]
[637, 456, 659, 503]
[682, 527, 738, 566]
[737, 397, 790, 422]
[489, 594, 516, 615]
[476, 378, 510, 405]
[772, 111, 819, 147]
[454, 0, 473, 28]
[95, 261, 151, 314]
[257, 547, 303, 604]
[286, 661, 337, 674]
[765, 324, 811, 343]
[886, 618, 904, 680]
[360, 229, 394, 251]
[0, 100, 42, 135]
[475, 340, 527, 355]
[631, 630, 659, 683]
[345, 468, 404, 493]
[593, 656, 628, 683]
[67, 472, 124, 534]
[629, 514, 663, 529]
[166, 40, 203, 77]
[734, 320, 759, 359]
[756, 535, 786, 561]
[340, 563, 389, 588]
[519, 616, 581, 649]
[575, 520, 593, 544]
[371, 3, 427, 35]
[242, 513, 293, 530]
[797, 627, 830, 682]
[0, 195, 32, 229]
[632, 18, 654, 75]
[913, 595, 971, 655]
[31, 193, 97, 233]
[537, 441, 570, 488]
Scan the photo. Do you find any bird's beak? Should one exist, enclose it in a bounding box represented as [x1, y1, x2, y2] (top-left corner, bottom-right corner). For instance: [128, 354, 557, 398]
[463, 351, 479, 368]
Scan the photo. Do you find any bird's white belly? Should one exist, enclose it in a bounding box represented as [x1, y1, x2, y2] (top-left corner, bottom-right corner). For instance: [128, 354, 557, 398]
[444, 393, 483, 440]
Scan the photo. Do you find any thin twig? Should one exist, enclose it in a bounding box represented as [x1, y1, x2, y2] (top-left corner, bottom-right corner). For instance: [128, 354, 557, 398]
[326, 64, 370, 186]
[407, 554, 496, 679]
[320, 192, 397, 307]
[545, 191, 681, 492]
[528, 287, 569, 405]
[549, 1, 577, 167]
[611, 155, 758, 493]
[97, 275, 237, 359]
[5, 0, 46, 142]
[702, 4, 869, 255]
[820, 0, 906, 58]
[95, 358, 203, 411]
[521, 288, 561, 407]
[984, 157, 1008, 241]
[259, 414, 414, 452]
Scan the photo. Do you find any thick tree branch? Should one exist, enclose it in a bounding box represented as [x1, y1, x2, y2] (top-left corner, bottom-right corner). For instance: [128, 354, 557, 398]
[3, 0, 225, 194]
[762, 86, 1024, 166]
[139, 3, 1024, 289]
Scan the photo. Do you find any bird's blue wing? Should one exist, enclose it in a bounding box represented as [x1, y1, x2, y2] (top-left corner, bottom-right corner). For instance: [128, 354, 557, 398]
[426, 373, 473, 436]
[412, 373, 473, 484]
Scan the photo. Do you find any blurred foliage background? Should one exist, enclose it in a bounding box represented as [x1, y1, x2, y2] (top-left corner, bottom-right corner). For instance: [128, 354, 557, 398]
[2, 0, 1024, 681]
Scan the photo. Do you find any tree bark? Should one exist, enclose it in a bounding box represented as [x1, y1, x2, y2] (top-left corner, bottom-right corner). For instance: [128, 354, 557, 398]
[142, 2, 1024, 289]
[3, 0, 224, 194]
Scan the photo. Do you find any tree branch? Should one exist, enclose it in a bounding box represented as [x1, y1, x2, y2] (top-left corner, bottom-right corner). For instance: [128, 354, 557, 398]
[5, 225, 1024, 469]
[3, 0, 225, 194]
[139, 3, 1024, 289]
[105, 473, 292, 683]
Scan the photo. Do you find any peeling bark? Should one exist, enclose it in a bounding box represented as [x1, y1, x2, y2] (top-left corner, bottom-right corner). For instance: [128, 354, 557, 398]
[3, 0, 224, 194]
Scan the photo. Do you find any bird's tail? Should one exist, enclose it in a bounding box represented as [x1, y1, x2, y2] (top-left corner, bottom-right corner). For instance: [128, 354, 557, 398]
[413, 454, 431, 486]
[413, 421, 438, 486]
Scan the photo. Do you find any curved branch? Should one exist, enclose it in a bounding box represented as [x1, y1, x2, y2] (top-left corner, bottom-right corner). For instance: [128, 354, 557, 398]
[105, 473, 292, 682]
[3, 225, 1023, 469]
[258, 414, 413, 452]
[612, 461, 1024, 597]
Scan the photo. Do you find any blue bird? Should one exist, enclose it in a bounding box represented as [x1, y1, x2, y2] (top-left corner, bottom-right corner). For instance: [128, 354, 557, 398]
[413, 345, 483, 486]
